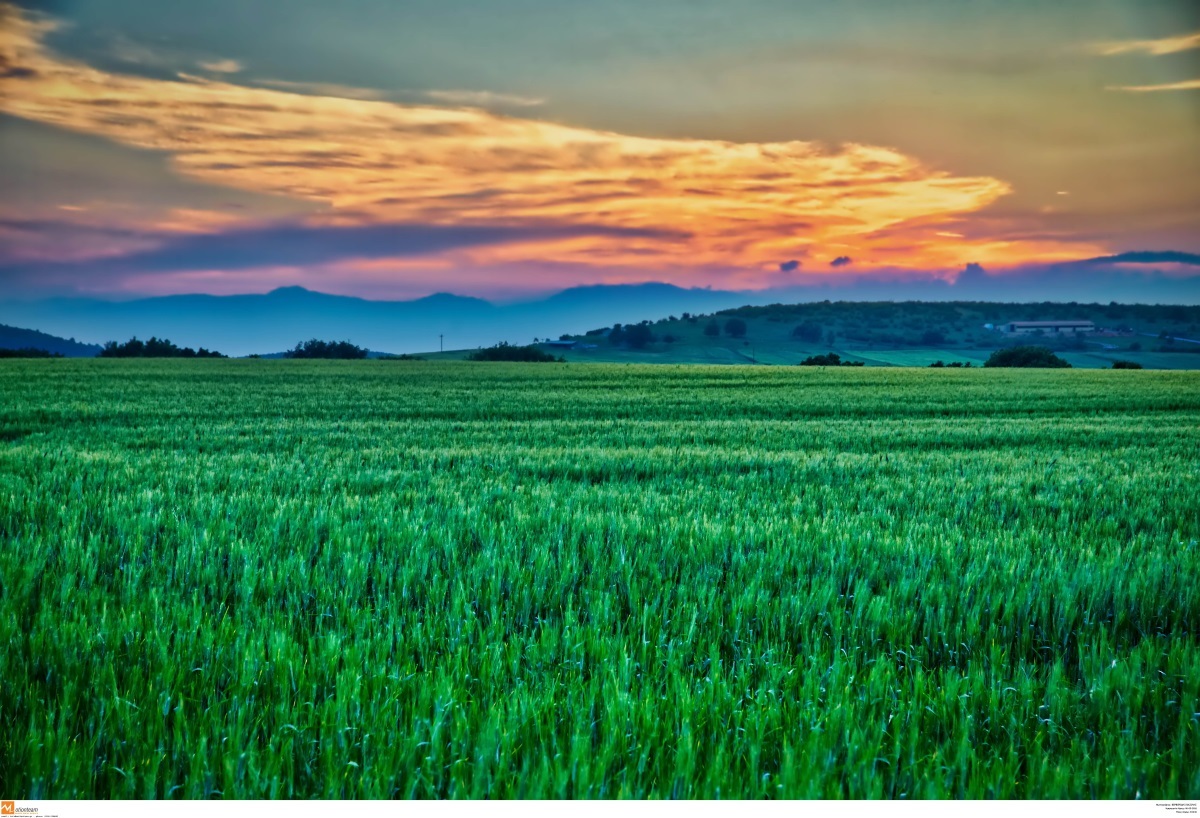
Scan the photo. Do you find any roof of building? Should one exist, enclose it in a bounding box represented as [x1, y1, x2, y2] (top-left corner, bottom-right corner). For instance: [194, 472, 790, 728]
[1006, 320, 1094, 327]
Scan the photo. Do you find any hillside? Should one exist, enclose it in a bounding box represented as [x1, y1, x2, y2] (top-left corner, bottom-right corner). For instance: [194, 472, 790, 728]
[0, 324, 102, 357]
[425, 301, 1200, 369]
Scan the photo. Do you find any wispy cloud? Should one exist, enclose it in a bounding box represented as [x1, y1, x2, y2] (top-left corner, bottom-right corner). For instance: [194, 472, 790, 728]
[1107, 78, 1200, 92]
[252, 78, 388, 100]
[1088, 30, 1200, 56]
[424, 89, 546, 108]
[199, 58, 243, 74]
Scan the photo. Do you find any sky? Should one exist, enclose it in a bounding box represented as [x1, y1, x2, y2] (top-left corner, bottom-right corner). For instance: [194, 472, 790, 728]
[0, 0, 1198, 301]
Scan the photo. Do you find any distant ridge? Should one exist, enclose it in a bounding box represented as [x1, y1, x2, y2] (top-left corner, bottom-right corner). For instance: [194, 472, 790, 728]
[2, 264, 1198, 357]
[1071, 251, 1200, 267]
[0, 323, 101, 357]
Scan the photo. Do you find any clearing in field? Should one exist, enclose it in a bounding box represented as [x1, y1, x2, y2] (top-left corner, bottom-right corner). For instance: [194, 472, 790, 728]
[1, 361, 1197, 799]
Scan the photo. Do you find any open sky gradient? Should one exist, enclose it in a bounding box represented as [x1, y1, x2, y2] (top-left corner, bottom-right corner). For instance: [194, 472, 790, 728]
[1, 0, 1197, 299]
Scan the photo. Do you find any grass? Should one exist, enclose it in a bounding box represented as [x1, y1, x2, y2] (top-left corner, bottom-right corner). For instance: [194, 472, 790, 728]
[1, 360, 1198, 799]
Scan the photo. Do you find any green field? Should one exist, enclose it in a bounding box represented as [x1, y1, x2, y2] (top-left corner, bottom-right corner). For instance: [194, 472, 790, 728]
[2, 360, 1198, 799]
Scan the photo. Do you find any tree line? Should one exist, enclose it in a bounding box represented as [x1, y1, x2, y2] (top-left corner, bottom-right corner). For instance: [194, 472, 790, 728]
[99, 338, 226, 358]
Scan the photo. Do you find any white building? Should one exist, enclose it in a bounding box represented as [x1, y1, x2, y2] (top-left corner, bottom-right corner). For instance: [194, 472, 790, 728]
[1002, 320, 1095, 335]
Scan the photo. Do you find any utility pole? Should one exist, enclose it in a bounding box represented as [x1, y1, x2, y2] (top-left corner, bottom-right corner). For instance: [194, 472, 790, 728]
[439, 334, 444, 353]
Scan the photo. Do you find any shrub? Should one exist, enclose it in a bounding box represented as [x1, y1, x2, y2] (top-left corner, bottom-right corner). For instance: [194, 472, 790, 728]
[984, 346, 1071, 368]
[468, 343, 563, 362]
[1111, 360, 1143, 370]
[725, 318, 748, 338]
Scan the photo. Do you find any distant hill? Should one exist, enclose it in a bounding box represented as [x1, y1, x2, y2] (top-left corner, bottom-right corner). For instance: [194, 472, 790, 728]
[2, 281, 1199, 360]
[0, 324, 101, 357]
[507, 300, 1200, 370]
[0, 284, 754, 357]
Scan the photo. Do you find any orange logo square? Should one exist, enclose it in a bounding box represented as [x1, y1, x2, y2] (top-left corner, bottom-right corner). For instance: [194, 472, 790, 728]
[1, 801, 14, 815]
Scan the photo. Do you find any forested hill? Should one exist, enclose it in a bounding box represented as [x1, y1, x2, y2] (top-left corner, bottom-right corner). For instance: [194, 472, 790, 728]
[0, 324, 102, 357]
[525, 300, 1200, 369]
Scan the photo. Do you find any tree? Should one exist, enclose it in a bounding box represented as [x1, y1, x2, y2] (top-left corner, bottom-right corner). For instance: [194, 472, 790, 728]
[624, 323, 654, 349]
[285, 339, 368, 359]
[791, 321, 822, 343]
[0, 348, 63, 358]
[99, 336, 225, 358]
[468, 342, 563, 362]
[983, 346, 1071, 368]
[798, 353, 864, 367]
[703, 320, 720, 337]
[724, 318, 747, 338]
[1111, 360, 1143, 369]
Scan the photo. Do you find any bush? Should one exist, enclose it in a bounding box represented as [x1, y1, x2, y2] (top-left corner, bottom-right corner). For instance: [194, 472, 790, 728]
[725, 318, 748, 338]
[1111, 360, 1143, 369]
[703, 320, 720, 337]
[798, 353, 864, 367]
[468, 343, 563, 362]
[285, 339, 368, 359]
[983, 346, 1071, 368]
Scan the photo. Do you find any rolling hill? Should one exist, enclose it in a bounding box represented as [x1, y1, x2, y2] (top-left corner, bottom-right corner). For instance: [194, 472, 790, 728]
[0, 324, 102, 357]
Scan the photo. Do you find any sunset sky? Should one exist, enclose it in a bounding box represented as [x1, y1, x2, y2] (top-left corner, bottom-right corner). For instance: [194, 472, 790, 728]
[1, 0, 1197, 300]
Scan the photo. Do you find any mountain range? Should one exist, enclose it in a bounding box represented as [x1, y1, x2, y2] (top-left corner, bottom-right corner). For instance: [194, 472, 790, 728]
[0, 283, 755, 357]
[2, 255, 1199, 357]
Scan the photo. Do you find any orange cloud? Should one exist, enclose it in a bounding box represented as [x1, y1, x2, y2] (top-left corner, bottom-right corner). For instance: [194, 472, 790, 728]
[0, 4, 1107, 290]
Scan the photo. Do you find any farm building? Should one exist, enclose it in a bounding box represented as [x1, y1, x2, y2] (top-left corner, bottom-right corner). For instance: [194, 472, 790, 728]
[539, 339, 598, 350]
[1002, 320, 1095, 335]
